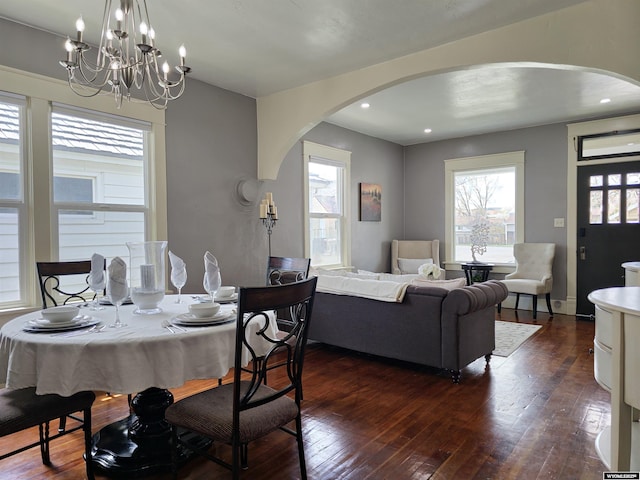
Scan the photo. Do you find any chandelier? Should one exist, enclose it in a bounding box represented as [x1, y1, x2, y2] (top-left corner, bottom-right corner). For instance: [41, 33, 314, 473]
[60, 0, 190, 109]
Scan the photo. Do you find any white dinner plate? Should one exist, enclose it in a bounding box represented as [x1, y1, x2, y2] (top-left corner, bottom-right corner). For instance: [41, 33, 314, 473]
[173, 311, 235, 326]
[215, 293, 238, 303]
[23, 316, 99, 333]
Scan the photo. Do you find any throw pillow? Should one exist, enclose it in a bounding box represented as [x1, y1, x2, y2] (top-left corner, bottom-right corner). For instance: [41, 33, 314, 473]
[411, 277, 466, 291]
[397, 257, 433, 274]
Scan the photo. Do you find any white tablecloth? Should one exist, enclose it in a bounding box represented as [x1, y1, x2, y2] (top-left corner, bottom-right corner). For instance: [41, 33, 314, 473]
[0, 296, 278, 396]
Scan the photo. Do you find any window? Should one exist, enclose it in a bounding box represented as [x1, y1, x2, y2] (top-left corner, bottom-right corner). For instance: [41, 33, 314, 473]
[445, 151, 524, 265]
[0, 66, 166, 311]
[51, 107, 148, 261]
[303, 141, 351, 268]
[588, 172, 640, 225]
[0, 94, 26, 306]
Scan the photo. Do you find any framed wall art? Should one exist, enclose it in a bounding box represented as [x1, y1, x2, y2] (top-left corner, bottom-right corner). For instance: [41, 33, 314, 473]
[359, 182, 381, 221]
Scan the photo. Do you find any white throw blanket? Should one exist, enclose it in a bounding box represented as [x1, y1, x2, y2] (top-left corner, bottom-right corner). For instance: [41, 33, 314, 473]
[316, 275, 409, 303]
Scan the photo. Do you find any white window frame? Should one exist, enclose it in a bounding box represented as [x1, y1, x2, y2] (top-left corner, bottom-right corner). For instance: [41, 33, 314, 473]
[302, 141, 351, 269]
[444, 151, 525, 273]
[0, 93, 29, 309]
[0, 65, 167, 313]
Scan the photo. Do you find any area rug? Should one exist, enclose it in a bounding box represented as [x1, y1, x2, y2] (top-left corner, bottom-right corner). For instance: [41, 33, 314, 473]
[493, 321, 542, 357]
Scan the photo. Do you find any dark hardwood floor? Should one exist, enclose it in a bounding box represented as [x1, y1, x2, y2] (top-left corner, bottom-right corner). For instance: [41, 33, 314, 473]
[0, 309, 608, 479]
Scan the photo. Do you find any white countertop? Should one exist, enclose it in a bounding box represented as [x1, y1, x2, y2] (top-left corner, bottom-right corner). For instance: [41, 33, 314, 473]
[588, 287, 640, 316]
[622, 262, 640, 272]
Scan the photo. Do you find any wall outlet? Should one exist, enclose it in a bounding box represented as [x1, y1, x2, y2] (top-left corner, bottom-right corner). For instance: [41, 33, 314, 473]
[554, 217, 565, 228]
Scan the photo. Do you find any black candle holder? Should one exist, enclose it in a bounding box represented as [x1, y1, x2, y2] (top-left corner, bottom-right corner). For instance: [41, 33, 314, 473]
[262, 213, 277, 257]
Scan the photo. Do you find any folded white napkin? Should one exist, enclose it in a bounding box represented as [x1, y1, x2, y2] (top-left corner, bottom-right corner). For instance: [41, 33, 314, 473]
[89, 253, 105, 286]
[169, 250, 187, 286]
[107, 257, 128, 302]
[203, 251, 221, 295]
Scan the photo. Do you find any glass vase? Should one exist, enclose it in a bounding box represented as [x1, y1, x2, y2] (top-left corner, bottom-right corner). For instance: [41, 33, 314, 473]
[127, 241, 167, 314]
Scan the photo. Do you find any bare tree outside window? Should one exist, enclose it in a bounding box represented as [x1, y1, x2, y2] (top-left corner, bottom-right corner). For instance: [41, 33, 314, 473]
[454, 168, 516, 263]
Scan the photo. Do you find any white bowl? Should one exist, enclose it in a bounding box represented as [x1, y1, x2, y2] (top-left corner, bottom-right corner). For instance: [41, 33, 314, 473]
[217, 286, 235, 298]
[41, 305, 79, 323]
[189, 302, 220, 318]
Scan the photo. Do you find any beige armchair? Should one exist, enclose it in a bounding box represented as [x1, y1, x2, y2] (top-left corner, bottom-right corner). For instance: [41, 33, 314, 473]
[391, 239, 445, 278]
[498, 243, 555, 319]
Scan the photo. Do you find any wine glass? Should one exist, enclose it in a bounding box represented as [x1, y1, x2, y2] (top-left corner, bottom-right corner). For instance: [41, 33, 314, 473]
[203, 270, 221, 303]
[107, 277, 128, 328]
[171, 270, 187, 304]
[88, 271, 105, 311]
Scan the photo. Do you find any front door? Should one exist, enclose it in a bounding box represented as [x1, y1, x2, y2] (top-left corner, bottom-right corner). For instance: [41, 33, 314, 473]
[576, 161, 640, 317]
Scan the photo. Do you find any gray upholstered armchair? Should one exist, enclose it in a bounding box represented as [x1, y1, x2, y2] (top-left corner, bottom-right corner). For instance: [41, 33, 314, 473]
[391, 239, 445, 278]
[498, 242, 555, 319]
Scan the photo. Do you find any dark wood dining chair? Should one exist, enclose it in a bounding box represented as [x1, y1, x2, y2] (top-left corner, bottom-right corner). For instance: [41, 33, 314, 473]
[36, 260, 95, 309]
[266, 256, 311, 286]
[165, 277, 318, 479]
[0, 387, 95, 479]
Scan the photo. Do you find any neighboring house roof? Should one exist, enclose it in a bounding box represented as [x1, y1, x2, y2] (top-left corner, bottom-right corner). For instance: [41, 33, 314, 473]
[0, 102, 142, 159]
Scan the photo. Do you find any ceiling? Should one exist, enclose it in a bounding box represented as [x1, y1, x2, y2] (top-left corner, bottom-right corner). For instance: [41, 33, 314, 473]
[2, 0, 640, 145]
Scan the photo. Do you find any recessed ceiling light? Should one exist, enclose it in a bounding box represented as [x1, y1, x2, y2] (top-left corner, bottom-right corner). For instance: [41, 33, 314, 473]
[360, 102, 370, 109]
[424, 128, 432, 134]
[600, 98, 611, 104]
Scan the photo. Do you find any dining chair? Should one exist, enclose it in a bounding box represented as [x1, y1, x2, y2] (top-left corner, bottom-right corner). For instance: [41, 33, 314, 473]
[498, 243, 555, 319]
[36, 260, 96, 309]
[0, 387, 95, 479]
[266, 256, 311, 286]
[165, 276, 318, 480]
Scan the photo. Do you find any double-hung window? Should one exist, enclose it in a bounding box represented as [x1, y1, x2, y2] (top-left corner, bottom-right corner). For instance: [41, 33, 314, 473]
[303, 141, 351, 268]
[0, 66, 166, 311]
[52, 106, 148, 262]
[0, 94, 27, 306]
[445, 151, 524, 266]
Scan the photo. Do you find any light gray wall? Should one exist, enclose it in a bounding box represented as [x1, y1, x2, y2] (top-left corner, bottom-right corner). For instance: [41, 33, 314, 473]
[404, 123, 568, 299]
[0, 18, 404, 294]
[275, 122, 405, 273]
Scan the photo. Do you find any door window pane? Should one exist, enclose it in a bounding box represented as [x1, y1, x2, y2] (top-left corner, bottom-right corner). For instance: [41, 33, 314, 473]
[627, 189, 639, 223]
[590, 191, 603, 224]
[608, 174, 621, 186]
[627, 173, 640, 186]
[590, 175, 603, 187]
[607, 190, 620, 224]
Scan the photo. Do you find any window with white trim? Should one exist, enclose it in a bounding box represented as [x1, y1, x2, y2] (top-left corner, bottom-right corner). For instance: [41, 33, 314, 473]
[0, 66, 166, 311]
[0, 94, 26, 305]
[445, 151, 524, 265]
[303, 141, 351, 268]
[51, 107, 148, 262]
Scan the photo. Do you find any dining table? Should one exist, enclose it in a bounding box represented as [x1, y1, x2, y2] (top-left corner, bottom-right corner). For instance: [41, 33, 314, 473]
[0, 294, 278, 477]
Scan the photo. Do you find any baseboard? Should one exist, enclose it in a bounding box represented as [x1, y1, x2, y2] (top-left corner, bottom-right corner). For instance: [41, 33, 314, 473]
[500, 295, 567, 315]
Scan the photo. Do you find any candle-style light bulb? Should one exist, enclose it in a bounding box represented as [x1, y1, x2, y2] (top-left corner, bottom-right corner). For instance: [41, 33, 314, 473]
[75, 16, 85, 42]
[162, 61, 170, 81]
[139, 21, 148, 44]
[179, 45, 186, 66]
[64, 38, 73, 62]
[115, 7, 123, 32]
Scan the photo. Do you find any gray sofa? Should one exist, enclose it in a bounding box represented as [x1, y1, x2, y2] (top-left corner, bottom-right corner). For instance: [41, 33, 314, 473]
[308, 280, 508, 382]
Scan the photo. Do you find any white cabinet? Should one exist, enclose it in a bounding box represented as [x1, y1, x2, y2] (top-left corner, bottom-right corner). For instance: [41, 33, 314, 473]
[622, 262, 640, 287]
[589, 287, 640, 471]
